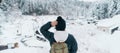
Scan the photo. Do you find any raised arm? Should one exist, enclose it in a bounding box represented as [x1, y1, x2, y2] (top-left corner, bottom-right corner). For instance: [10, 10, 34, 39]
[40, 22, 54, 41]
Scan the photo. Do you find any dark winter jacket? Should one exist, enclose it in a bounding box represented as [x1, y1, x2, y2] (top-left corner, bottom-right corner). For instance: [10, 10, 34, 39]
[40, 22, 78, 53]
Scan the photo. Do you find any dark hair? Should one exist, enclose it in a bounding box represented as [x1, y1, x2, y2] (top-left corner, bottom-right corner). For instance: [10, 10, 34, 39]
[55, 16, 66, 31]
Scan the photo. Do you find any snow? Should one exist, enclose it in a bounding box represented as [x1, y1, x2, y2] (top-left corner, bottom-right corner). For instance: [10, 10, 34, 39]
[1, 0, 120, 19]
[110, 31, 120, 53]
[97, 15, 120, 27]
[0, 9, 6, 24]
[1, 0, 120, 53]
[69, 24, 111, 53]
[79, 0, 100, 2]
[0, 47, 49, 53]
[0, 14, 120, 53]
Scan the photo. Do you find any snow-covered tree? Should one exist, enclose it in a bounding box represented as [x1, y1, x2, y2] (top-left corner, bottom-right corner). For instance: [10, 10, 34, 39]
[107, 0, 120, 18]
[0, 8, 6, 23]
[93, 2, 108, 19]
[1, 0, 120, 19]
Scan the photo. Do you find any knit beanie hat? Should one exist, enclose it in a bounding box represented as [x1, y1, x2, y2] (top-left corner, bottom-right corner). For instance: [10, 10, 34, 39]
[55, 16, 66, 31]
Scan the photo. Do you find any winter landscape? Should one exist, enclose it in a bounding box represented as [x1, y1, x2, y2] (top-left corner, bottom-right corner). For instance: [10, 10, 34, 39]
[0, 0, 120, 53]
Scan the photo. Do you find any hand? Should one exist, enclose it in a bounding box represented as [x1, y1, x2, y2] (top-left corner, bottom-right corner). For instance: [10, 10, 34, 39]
[51, 21, 58, 27]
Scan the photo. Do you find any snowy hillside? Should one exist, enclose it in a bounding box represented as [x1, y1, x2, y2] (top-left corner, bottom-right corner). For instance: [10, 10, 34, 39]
[0, 0, 120, 53]
[0, 14, 120, 53]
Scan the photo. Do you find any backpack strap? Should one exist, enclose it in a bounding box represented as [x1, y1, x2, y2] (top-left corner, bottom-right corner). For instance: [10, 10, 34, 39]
[61, 42, 65, 53]
[53, 42, 56, 53]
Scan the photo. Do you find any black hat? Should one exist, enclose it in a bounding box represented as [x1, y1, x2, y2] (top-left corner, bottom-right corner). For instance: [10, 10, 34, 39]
[55, 16, 66, 31]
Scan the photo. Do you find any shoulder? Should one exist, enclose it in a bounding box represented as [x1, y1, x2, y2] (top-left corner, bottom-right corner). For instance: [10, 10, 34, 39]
[67, 34, 76, 41]
[68, 34, 74, 38]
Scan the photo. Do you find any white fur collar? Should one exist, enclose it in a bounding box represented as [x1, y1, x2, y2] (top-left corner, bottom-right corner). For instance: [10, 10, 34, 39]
[54, 31, 68, 42]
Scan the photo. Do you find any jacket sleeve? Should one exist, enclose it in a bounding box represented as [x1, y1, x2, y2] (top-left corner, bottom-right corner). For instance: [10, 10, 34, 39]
[70, 35, 78, 53]
[40, 22, 54, 41]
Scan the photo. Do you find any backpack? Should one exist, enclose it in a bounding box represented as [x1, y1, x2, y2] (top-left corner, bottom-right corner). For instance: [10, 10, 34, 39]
[51, 42, 69, 53]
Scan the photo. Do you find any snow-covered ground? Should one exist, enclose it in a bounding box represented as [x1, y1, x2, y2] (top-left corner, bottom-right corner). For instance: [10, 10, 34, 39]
[0, 14, 120, 53]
